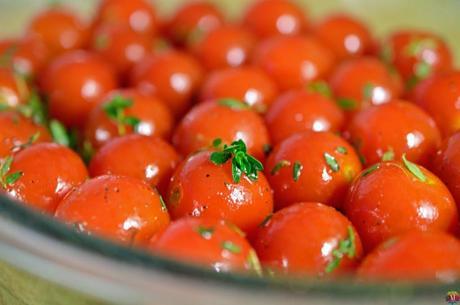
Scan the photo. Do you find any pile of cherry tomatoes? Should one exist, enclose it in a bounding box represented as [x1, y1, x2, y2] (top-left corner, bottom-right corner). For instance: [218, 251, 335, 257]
[1, 0, 460, 282]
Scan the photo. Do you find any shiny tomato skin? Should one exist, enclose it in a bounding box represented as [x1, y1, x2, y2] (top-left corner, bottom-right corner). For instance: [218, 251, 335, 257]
[192, 25, 256, 71]
[265, 90, 345, 145]
[243, 0, 308, 39]
[41, 50, 117, 128]
[84, 89, 173, 150]
[166, 150, 273, 235]
[89, 134, 180, 196]
[254, 36, 335, 90]
[0, 67, 29, 108]
[0, 112, 51, 158]
[200, 67, 279, 113]
[252, 202, 363, 276]
[26, 8, 89, 58]
[130, 50, 204, 118]
[413, 71, 460, 137]
[345, 101, 441, 166]
[172, 100, 270, 161]
[344, 161, 458, 253]
[94, 0, 159, 36]
[265, 131, 362, 210]
[329, 57, 403, 114]
[149, 217, 257, 273]
[5, 143, 88, 214]
[357, 232, 460, 282]
[312, 14, 373, 60]
[55, 175, 170, 246]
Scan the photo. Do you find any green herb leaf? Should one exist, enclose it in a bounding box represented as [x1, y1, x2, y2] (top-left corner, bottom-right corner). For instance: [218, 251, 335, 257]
[80, 140, 95, 164]
[13, 132, 40, 152]
[404, 38, 437, 57]
[259, 213, 273, 228]
[293, 161, 303, 181]
[325, 226, 356, 273]
[336, 146, 347, 155]
[246, 249, 263, 277]
[196, 225, 214, 240]
[159, 195, 168, 212]
[217, 98, 250, 110]
[123, 116, 141, 130]
[362, 82, 374, 100]
[263, 143, 272, 156]
[324, 153, 339, 172]
[270, 160, 291, 175]
[17, 90, 47, 125]
[380, 44, 393, 63]
[361, 164, 379, 177]
[307, 80, 332, 98]
[49, 120, 70, 147]
[381, 149, 395, 162]
[414, 61, 432, 79]
[221, 241, 241, 254]
[402, 153, 427, 182]
[212, 138, 222, 148]
[103, 95, 139, 136]
[5, 171, 23, 186]
[0, 44, 17, 67]
[0, 156, 13, 178]
[337, 98, 358, 111]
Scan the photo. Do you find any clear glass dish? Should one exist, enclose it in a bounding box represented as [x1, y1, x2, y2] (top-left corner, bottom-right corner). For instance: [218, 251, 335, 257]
[0, 1, 458, 305]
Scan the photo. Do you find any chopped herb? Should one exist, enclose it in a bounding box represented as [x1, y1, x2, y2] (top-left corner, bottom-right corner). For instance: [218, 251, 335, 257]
[402, 153, 427, 182]
[94, 34, 109, 49]
[358, 153, 366, 166]
[404, 38, 437, 57]
[293, 161, 303, 181]
[380, 44, 393, 63]
[212, 138, 222, 148]
[324, 153, 339, 172]
[5, 171, 23, 185]
[307, 80, 332, 98]
[414, 61, 432, 79]
[17, 90, 47, 125]
[0, 103, 9, 111]
[361, 164, 379, 177]
[169, 186, 181, 206]
[362, 82, 374, 100]
[226, 222, 245, 237]
[259, 213, 273, 228]
[246, 250, 263, 276]
[217, 98, 250, 110]
[270, 160, 291, 175]
[381, 149, 395, 162]
[263, 143, 272, 156]
[0, 44, 17, 67]
[221, 241, 241, 254]
[80, 140, 95, 164]
[337, 98, 357, 111]
[159, 195, 168, 212]
[195, 225, 214, 240]
[210, 139, 263, 183]
[13, 132, 40, 152]
[0, 156, 22, 188]
[49, 120, 70, 147]
[325, 226, 356, 273]
[103, 95, 140, 136]
[336, 146, 348, 155]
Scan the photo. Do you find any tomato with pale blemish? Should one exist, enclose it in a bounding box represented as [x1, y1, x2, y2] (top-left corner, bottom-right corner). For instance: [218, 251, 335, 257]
[0, 67, 29, 108]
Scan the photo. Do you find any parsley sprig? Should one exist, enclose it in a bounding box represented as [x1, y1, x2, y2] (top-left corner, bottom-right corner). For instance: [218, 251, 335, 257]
[402, 153, 427, 182]
[210, 139, 263, 183]
[103, 95, 140, 136]
[0, 156, 23, 189]
[325, 226, 356, 273]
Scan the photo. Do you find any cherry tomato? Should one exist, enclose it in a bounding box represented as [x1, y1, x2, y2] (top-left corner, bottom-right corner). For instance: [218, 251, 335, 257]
[26, 7, 89, 59]
[0, 111, 51, 158]
[329, 57, 403, 114]
[166, 150, 273, 235]
[200, 67, 279, 113]
[40, 50, 117, 127]
[94, 0, 159, 36]
[381, 30, 453, 87]
[357, 232, 460, 282]
[252, 202, 363, 276]
[149, 217, 260, 274]
[344, 161, 458, 252]
[4, 143, 87, 214]
[192, 25, 256, 71]
[265, 89, 345, 145]
[243, 0, 308, 38]
[130, 50, 204, 118]
[55, 175, 170, 246]
[254, 36, 335, 90]
[265, 131, 362, 210]
[84, 89, 173, 150]
[0, 67, 29, 108]
[89, 134, 180, 196]
[312, 14, 373, 60]
[166, 2, 225, 46]
[413, 71, 460, 137]
[172, 100, 270, 161]
[345, 101, 441, 166]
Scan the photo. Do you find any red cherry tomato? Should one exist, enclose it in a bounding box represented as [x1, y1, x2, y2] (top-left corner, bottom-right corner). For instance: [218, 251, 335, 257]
[358, 232, 460, 282]
[84, 89, 173, 150]
[89, 134, 180, 196]
[344, 161, 458, 252]
[149, 217, 260, 274]
[345, 101, 441, 166]
[200, 67, 279, 113]
[0, 67, 29, 108]
[166, 150, 273, 235]
[252, 202, 363, 276]
[265, 89, 345, 145]
[265, 131, 362, 210]
[243, 0, 308, 38]
[4, 143, 88, 214]
[40, 50, 117, 128]
[55, 175, 170, 246]
[254, 36, 335, 90]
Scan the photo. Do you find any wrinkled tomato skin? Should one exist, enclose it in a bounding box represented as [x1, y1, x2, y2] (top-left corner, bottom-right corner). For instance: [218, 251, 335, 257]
[89, 134, 180, 197]
[84, 89, 174, 150]
[344, 162, 458, 253]
[149, 217, 256, 273]
[413, 71, 460, 138]
[5, 143, 88, 214]
[242, 0, 308, 39]
[265, 131, 362, 210]
[252, 202, 363, 276]
[357, 232, 460, 282]
[130, 50, 204, 118]
[200, 67, 279, 113]
[40, 50, 117, 128]
[265, 90, 345, 145]
[345, 101, 441, 167]
[0, 112, 51, 158]
[172, 101, 270, 161]
[254, 36, 335, 91]
[166, 151, 273, 235]
[55, 175, 170, 246]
